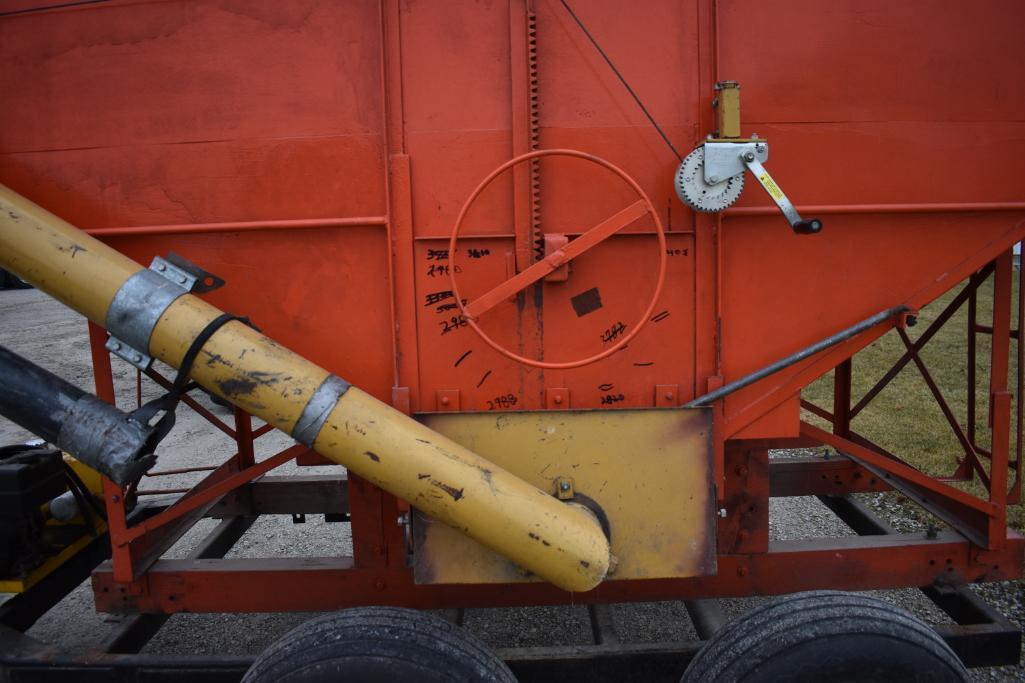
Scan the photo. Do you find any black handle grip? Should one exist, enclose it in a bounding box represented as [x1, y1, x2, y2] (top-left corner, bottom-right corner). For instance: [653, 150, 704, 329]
[792, 218, 823, 235]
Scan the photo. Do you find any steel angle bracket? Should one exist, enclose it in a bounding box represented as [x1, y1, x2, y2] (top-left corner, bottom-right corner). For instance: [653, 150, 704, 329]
[702, 140, 768, 184]
[105, 254, 225, 370]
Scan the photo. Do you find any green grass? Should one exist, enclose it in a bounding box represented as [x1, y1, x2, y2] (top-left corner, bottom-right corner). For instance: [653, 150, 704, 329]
[801, 272, 1024, 532]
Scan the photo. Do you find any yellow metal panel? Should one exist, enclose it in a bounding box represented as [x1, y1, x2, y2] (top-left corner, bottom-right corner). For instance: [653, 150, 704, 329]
[415, 408, 714, 584]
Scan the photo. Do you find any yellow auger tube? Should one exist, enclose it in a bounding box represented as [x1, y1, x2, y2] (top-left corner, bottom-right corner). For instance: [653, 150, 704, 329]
[0, 185, 610, 592]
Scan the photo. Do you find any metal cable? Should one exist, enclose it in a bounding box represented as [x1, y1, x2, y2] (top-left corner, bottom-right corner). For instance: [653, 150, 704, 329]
[0, 0, 110, 18]
[558, 0, 683, 162]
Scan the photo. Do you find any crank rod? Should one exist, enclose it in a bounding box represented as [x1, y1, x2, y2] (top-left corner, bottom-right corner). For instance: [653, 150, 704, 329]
[686, 305, 909, 407]
[741, 153, 822, 234]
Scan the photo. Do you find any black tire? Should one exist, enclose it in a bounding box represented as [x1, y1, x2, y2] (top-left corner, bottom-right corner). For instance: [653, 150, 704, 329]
[243, 606, 517, 683]
[681, 590, 968, 682]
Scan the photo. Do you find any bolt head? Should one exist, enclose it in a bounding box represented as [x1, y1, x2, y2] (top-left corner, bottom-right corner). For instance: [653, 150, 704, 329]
[708, 175, 719, 184]
[132, 353, 142, 363]
[440, 396, 450, 406]
[554, 395, 563, 405]
[743, 151, 756, 162]
[559, 481, 571, 492]
[156, 263, 166, 272]
[178, 275, 188, 284]
[718, 508, 727, 518]
[112, 342, 121, 351]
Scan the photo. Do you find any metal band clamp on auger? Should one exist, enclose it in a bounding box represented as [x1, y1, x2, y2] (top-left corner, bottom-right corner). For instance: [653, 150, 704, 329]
[0, 184, 612, 593]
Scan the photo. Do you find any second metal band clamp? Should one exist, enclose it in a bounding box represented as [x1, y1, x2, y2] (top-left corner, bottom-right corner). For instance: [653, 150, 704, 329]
[291, 374, 352, 447]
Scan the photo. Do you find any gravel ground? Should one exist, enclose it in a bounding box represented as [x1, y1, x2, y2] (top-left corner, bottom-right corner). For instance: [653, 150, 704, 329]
[1, 287, 1022, 679]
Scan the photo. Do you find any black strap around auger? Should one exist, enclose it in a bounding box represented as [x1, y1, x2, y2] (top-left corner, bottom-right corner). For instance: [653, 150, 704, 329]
[130, 313, 257, 455]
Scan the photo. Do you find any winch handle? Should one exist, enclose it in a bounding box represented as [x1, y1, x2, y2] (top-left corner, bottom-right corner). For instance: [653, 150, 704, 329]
[741, 153, 824, 235]
[792, 219, 823, 234]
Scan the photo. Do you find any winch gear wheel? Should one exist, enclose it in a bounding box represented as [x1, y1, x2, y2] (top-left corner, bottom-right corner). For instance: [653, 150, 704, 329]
[674, 146, 744, 213]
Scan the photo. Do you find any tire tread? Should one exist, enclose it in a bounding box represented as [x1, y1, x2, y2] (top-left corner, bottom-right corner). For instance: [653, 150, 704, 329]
[682, 590, 968, 682]
[243, 606, 516, 683]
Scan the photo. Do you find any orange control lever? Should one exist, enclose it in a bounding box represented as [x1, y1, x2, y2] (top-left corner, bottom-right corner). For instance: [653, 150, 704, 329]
[463, 199, 648, 319]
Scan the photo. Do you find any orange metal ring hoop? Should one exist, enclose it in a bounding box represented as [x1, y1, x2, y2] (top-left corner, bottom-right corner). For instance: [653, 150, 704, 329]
[448, 148, 668, 370]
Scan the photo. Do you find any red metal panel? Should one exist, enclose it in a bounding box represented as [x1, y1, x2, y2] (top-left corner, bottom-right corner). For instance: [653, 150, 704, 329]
[90, 228, 395, 399]
[718, 1, 1025, 126]
[0, 0, 396, 399]
[720, 215, 1025, 432]
[0, 3, 383, 145]
[537, 235, 694, 407]
[0, 2, 386, 222]
[1, 138, 386, 228]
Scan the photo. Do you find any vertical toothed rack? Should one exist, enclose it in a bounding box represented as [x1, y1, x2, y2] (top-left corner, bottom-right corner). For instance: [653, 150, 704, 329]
[527, 9, 544, 262]
[508, 0, 548, 379]
[510, 0, 543, 271]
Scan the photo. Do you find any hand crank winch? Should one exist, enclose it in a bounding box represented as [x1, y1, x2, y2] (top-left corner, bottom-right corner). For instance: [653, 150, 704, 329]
[675, 81, 823, 234]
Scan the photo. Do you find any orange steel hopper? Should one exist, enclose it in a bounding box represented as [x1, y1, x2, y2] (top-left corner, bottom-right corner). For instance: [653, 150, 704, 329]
[1, 0, 1025, 676]
[0, 1, 1021, 424]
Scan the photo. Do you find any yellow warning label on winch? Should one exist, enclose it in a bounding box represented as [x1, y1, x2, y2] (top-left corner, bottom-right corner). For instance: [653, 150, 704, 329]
[758, 172, 785, 201]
